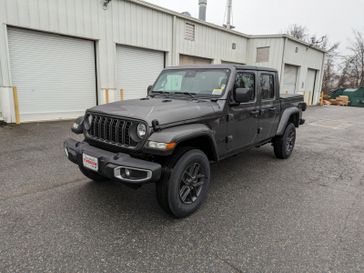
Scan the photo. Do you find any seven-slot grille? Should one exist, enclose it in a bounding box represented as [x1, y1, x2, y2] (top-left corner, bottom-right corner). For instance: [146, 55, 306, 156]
[86, 113, 138, 148]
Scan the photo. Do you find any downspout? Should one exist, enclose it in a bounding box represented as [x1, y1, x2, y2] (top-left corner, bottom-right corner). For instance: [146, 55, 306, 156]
[279, 37, 287, 86]
[172, 15, 177, 65]
[317, 52, 326, 104]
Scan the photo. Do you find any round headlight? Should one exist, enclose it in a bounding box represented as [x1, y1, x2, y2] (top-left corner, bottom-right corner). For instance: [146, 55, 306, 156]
[88, 114, 93, 125]
[136, 123, 147, 138]
[84, 114, 93, 130]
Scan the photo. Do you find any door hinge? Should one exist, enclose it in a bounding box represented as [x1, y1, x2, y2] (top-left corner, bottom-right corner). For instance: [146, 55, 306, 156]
[226, 114, 234, 122]
[225, 135, 233, 143]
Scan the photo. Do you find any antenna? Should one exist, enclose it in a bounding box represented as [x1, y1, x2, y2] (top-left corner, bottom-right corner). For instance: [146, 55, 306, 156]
[223, 0, 235, 30]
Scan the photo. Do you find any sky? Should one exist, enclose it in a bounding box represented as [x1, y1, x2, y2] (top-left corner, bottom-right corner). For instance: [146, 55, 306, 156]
[145, 0, 364, 55]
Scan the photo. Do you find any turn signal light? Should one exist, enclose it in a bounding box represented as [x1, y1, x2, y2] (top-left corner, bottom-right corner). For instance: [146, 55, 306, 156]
[147, 141, 176, 151]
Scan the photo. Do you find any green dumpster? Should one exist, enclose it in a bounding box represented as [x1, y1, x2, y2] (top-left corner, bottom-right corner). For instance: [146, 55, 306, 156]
[342, 88, 364, 107]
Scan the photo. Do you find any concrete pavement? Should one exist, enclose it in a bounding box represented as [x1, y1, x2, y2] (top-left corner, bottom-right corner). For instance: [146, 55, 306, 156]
[0, 106, 363, 273]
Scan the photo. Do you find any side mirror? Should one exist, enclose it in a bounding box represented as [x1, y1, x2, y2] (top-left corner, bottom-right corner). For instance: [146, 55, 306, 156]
[234, 87, 252, 103]
[147, 85, 153, 94]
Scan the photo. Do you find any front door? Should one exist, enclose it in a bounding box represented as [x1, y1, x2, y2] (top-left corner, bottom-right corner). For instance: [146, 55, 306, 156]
[227, 71, 259, 152]
[257, 72, 280, 142]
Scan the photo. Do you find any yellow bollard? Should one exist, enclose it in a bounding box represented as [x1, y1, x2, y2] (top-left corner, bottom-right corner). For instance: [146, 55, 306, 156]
[104, 88, 109, 104]
[120, 88, 124, 101]
[12, 86, 20, 125]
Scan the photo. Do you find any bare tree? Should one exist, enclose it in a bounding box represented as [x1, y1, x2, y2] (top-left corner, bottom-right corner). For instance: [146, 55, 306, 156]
[285, 25, 340, 92]
[286, 24, 308, 41]
[322, 41, 340, 92]
[351, 31, 364, 86]
[338, 31, 364, 88]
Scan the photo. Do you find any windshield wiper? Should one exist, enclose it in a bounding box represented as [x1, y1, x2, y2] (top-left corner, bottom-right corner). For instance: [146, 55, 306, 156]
[174, 91, 198, 100]
[150, 91, 170, 97]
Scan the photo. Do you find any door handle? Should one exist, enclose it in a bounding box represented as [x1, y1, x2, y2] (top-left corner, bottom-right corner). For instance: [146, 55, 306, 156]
[269, 107, 277, 112]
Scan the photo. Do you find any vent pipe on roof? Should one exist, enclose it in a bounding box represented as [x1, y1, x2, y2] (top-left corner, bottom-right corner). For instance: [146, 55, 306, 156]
[223, 0, 235, 29]
[199, 0, 207, 21]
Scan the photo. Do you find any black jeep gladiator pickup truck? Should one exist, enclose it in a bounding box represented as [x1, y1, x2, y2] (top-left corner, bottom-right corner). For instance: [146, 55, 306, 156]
[64, 65, 306, 218]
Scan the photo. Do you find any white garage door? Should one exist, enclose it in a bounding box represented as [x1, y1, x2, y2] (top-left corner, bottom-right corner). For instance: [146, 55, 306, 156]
[306, 68, 318, 104]
[306, 68, 317, 99]
[117, 45, 164, 100]
[282, 64, 299, 94]
[179, 54, 212, 65]
[8, 28, 97, 122]
[221, 60, 245, 65]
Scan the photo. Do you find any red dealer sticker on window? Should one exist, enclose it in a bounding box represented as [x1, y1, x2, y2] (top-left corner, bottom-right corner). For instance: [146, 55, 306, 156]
[83, 154, 98, 172]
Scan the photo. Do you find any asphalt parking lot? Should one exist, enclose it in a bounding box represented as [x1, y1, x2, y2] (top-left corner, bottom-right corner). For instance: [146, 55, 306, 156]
[0, 106, 363, 273]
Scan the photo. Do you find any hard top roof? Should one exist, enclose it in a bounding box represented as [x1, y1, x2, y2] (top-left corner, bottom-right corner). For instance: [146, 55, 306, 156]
[165, 64, 278, 72]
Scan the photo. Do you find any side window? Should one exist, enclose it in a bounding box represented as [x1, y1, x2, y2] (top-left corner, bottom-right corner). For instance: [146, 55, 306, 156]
[235, 72, 255, 101]
[260, 74, 275, 100]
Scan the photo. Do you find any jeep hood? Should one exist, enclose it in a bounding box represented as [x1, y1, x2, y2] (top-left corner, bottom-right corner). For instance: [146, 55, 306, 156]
[88, 97, 220, 126]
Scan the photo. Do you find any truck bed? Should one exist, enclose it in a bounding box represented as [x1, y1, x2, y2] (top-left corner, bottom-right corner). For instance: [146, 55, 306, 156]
[280, 94, 305, 110]
[280, 94, 304, 103]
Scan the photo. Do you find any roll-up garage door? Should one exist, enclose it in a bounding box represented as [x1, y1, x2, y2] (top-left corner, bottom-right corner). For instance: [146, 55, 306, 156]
[221, 60, 245, 65]
[282, 64, 299, 94]
[117, 45, 164, 100]
[179, 54, 212, 65]
[8, 28, 97, 122]
[306, 68, 317, 103]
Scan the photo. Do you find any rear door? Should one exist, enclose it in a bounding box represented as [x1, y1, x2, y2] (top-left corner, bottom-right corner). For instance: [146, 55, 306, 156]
[257, 72, 280, 142]
[227, 70, 259, 152]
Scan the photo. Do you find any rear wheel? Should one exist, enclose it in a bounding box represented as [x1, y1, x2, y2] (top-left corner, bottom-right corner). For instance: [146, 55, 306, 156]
[156, 149, 210, 218]
[78, 166, 107, 182]
[273, 123, 296, 159]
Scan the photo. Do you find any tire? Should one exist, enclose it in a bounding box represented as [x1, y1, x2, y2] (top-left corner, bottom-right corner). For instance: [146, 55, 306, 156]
[78, 166, 108, 182]
[156, 149, 210, 218]
[273, 123, 296, 159]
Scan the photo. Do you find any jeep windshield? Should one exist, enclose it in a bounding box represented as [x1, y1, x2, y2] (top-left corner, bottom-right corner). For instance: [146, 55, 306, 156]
[151, 68, 230, 98]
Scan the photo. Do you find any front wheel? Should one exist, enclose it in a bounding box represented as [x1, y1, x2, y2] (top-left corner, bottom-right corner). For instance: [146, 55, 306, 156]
[273, 123, 296, 159]
[156, 149, 210, 218]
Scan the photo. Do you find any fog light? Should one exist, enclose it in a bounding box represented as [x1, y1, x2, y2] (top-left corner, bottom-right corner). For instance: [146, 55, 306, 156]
[124, 168, 131, 177]
[114, 166, 153, 182]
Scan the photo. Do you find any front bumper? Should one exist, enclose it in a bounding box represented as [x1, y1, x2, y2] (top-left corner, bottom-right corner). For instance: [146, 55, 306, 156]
[64, 138, 162, 184]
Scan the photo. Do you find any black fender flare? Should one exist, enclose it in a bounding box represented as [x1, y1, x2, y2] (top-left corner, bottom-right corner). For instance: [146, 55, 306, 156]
[147, 124, 218, 161]
[276, 107, 299, 136]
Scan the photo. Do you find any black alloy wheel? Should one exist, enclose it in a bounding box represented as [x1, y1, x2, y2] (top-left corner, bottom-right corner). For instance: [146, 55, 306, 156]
[273, 123, 296, 159]
[156, 148, 210, 218]
[286, 127, 296, 153]
[179, 162, 206, 204]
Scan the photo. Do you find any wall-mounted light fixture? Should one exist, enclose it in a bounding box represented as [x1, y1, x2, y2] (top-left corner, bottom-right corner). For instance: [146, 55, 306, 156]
[103, 0, 112, 10]
[232, 43, 236, 50]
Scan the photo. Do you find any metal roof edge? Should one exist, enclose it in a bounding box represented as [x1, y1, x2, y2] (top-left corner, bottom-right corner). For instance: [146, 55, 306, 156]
[125, 0, 326, 53]
[127, 0, 250, 38]
[250, 34, 326, 53]
[165, 64, 278, 72]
